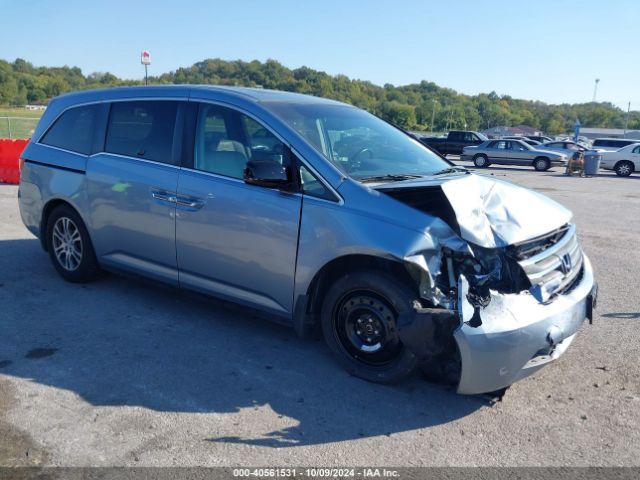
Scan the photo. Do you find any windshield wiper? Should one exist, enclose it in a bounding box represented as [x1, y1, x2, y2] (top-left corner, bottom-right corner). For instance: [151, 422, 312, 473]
[358, 174, 424, 183]
[431, 167, 469, 176]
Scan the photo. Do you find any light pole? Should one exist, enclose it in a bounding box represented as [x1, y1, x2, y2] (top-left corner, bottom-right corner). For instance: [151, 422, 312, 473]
[624, 102, 631, 134]
[430, 99, 436, 132]
[592, 78, 600, 102]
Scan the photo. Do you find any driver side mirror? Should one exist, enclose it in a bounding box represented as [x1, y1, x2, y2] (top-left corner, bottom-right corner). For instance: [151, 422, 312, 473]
[243, 160, 291, 189]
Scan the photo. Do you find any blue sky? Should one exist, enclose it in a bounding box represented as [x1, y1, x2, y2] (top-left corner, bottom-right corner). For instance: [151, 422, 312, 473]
[1, 0, 638, 108]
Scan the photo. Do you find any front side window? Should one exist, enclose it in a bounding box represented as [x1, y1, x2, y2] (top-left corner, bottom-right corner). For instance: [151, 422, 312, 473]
[299, 164, 336, 201]
[632, 146, 640, 154]
[463, 132, 477, 142]
[40, 104, 99, 155]
[194, 104, 287, 179]
[105, 101, 178, 164]
[495, 141, 508, 150]
[264, 103, 449, 181]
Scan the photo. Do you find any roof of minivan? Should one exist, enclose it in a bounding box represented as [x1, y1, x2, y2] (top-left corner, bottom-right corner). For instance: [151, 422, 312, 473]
[54, 84, 346, 106]
[593, 137, 635, 141]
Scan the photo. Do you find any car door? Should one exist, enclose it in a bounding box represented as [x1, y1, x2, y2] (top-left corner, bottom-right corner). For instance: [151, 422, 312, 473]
[490, 140, 508, 164]
[175, 102, 302, 317]
[86, 100, 183, 285]
[448, 131, 464, 154]
[631, 145, 640, 170]
[507, 140, 530, 165]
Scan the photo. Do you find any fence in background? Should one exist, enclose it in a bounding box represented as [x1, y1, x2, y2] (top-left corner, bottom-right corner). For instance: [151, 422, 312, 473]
[0, 117, 39, 139]
[0, 139, 28, 184]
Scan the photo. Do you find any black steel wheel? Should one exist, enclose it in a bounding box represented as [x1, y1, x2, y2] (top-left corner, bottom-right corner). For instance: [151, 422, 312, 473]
[333, 291, 402, 367]
[321, 270, 418, 384]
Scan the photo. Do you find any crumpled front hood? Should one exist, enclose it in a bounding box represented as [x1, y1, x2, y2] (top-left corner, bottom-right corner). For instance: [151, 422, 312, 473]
[439, 174, 572, 248]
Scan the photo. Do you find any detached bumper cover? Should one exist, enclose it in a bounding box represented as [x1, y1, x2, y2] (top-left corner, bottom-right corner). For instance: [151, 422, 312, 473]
[454, 254, 595, 394]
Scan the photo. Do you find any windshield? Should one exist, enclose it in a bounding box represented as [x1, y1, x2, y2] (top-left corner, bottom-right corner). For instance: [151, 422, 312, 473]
[265, 102, 450, 180]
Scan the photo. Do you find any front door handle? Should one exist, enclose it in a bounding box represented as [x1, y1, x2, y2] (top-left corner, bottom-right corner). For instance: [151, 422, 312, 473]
[151, 190, 177, 204]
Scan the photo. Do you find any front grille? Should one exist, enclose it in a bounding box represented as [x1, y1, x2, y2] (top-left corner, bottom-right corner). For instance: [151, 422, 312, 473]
[516, 224, 583, 300]
[509, 224, 571, 260]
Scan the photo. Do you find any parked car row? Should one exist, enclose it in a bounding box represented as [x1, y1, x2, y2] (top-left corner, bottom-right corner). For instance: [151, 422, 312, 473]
[419, 129, 640, 176]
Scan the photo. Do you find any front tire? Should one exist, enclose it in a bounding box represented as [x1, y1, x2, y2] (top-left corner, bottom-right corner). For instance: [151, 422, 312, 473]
[45, 204, 100, 283]
[533, 157, 551, 171]
[473, 154, 490, 168]
[320, 270, 418, 384]
[614, 160, 634, 177]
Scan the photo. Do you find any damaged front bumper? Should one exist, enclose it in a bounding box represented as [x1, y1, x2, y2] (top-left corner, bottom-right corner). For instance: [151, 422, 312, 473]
[398, 255, 596, 395]
[455, 254, 596, 394]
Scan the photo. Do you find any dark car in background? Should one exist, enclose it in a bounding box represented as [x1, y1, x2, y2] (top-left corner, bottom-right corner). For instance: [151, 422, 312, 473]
[502, 136, 542, 146]
[419, 130, 488, 156]
[526, 135, 554, 144]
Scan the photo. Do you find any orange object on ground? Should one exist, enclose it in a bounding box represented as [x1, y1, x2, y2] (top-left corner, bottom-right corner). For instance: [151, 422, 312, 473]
[0, 139, 29, 184]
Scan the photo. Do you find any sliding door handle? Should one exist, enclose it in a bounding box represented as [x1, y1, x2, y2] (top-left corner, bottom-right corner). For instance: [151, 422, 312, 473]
[175, 196, 205, 209]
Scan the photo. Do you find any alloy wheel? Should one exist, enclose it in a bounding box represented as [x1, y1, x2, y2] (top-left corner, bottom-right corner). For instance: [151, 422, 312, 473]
[52, 217, 83, 271]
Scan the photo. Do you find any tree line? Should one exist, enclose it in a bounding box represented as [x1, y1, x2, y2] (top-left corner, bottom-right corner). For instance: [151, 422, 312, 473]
[1, 57, 638, 134]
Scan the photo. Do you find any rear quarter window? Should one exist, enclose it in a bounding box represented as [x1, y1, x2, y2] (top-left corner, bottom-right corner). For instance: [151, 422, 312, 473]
[40, 104, 99, 155]
[105, 101, 178, 164]
[594, 139, 632, 148]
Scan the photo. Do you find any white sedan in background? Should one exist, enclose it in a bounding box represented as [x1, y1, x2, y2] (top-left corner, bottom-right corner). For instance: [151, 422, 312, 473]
[600, 143, 640, 176]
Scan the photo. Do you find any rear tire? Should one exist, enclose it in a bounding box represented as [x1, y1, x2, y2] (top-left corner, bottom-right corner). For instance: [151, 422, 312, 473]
[614, 160, 634, 177]
[473, 154, 489, 168]
[45, 204, 100, 283]
[533, 157, 551, 171]
[320, 270, 418, 384]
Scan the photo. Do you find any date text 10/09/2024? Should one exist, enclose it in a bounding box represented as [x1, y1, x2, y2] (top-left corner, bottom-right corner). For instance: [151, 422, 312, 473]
[232, 468, 400, 478]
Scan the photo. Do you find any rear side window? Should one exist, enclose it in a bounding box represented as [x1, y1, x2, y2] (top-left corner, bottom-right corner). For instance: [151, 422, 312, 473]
[594, 139, 631, 148]
[40, 104, 99, 155]
[105, 101, 178, 164]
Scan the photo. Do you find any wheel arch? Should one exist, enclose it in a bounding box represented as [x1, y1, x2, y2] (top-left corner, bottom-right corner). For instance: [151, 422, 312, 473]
[293, 254, 419, 338]
[533, 155, 550, 162]
[40, 198, 91, 252]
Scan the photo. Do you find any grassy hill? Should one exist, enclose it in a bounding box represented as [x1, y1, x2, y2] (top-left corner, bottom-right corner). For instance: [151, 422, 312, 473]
[1, 57, 638, 135]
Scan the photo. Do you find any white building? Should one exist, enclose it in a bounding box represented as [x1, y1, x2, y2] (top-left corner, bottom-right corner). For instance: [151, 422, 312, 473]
[579, 127, 640, 140]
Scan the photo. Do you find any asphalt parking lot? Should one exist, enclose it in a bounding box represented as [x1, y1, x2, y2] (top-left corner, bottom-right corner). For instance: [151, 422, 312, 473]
[1, 164, 639, 467]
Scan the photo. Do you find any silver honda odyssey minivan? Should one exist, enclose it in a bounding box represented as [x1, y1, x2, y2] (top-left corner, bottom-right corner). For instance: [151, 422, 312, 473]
[18, 86, 597, 394]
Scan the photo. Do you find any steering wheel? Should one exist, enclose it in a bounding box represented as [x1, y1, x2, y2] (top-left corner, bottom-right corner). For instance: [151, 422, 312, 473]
[348, 147, 374, 173]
